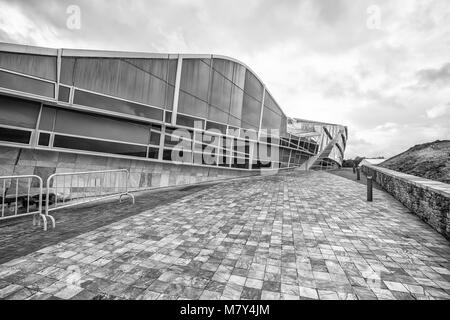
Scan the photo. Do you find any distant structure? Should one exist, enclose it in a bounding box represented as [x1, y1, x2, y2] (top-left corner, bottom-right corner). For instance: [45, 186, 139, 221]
[0, 42, 348, 190]
[288, 118, 347, 170]
[359, 158, 385, 166]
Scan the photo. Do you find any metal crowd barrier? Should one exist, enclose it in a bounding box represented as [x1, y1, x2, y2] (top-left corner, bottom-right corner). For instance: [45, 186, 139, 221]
[0, 174, 50, 229]
[44, 169, 135, 230]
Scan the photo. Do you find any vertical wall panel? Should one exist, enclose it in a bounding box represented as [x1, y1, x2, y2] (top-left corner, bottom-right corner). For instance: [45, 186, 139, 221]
[233, 64, 246, 89]
[261, 106, 282, 130]
[229, 84, 243, 126]
[213, 58, 234, 81]
[0, 95, 40, 128]
[208, 106, 229, 124]
[0, 52, 57, 81]
[180, 59, 210, 101]
[178, 91, 208, 118]
[241, 94, 261, 130]
[243, 69, 263, 102]
[60, 57, 75, 85]
[210, 71, 232, 113]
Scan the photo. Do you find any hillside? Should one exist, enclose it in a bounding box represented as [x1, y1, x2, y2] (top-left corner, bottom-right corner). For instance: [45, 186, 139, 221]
[380, 140, 450, 184]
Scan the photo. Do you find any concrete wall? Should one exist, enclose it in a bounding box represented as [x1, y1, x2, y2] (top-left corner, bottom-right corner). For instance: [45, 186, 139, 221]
[0, 146, 258, 196]
[361, 164, 450, 240]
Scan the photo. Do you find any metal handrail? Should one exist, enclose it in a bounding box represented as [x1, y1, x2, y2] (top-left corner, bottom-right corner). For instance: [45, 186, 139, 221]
[44, 169, 135, 229]
[0, 174, 47, 229]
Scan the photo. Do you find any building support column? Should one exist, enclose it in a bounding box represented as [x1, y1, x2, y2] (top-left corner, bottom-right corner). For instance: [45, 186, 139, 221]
[55, 49, 62, 100]
[258, 88, 266, 139]
[171, 56, 183, 127]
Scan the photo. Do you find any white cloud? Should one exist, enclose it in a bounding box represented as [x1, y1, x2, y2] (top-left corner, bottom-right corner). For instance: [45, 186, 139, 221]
[426, 103, 450, 119]
[0, 0, 449, 159]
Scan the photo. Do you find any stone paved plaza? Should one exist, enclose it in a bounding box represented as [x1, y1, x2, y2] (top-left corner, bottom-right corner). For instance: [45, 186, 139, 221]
[0, 170, 449, 300]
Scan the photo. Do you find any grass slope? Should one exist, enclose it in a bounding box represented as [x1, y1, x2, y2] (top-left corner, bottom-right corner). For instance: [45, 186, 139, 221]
[380, 140, 450, 184]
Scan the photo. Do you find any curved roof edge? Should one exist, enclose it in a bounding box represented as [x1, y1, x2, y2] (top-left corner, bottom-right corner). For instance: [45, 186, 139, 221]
[291, 117, 347, 129]
[0, 41, 287, 119]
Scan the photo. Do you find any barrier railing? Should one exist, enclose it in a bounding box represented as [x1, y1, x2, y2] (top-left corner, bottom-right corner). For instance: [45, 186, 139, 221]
[44, 169, 135, 229]
[0, 174, 48, 228]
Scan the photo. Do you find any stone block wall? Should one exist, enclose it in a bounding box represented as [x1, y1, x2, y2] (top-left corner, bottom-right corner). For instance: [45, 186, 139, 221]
[361, 164, 450, 240]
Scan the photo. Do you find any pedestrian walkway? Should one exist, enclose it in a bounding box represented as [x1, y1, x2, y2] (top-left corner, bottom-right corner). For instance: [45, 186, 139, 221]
[0, 170, 449, 300]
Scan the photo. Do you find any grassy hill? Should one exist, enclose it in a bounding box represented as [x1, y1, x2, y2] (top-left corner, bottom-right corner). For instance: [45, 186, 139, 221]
[380, 140, 450, 184]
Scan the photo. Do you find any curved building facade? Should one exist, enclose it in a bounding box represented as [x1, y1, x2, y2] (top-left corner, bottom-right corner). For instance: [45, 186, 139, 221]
[0, 43, 348, 190]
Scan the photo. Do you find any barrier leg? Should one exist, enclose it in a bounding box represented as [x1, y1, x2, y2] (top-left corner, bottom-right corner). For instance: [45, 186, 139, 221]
[367, 176, 373, 202]
[119, 193, 135, 204]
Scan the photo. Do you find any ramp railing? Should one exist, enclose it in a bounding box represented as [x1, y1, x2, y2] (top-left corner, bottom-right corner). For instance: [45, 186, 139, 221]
[0, 174, 48, 228]
[44, 169, 135, 230]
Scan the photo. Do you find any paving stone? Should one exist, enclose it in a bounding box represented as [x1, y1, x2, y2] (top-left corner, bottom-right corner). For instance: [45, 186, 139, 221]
[0, 171, 449, 300]
[299, 286, 319, 299]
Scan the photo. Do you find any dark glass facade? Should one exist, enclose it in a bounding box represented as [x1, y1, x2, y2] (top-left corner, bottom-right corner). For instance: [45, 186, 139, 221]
[0, 44, 347, 171]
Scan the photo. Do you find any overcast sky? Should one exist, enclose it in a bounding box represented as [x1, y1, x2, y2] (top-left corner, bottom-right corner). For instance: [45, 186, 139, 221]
[0, 0, 449, 158]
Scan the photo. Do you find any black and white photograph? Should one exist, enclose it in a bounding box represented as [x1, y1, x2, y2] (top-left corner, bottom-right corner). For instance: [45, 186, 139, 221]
[0, 0, 449, 312]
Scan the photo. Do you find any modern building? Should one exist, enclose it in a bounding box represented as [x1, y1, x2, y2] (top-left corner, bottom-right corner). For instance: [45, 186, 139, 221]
[0, 42, 348, 191]
[288, 118, 348, 171]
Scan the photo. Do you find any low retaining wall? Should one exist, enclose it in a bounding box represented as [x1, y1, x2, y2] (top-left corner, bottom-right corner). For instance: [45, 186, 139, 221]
[361, 164, 450, 240]
[0, 146, 259, 193]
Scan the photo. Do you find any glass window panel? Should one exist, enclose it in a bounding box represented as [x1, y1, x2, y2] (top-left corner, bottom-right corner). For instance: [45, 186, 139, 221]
[164, 133, 192, 148]
[73, 58, 120, 95]
[208, 106, 229, 124]
[261, 106, 282, 130]
[157, 80, 171, 109]
[231, 157, 249, 169]
[60, 57, 75, 85]
[165, 111, 172, 124]
[177, 91, 208, 118]
[264, 92, 283, 116]
[39, 106, 56, 131]
[163, 149, 172, 161]
[124, 58, 168, 81]
[210, 71, 232, 113]
[116, 61, 157, 107]
[73, 58, 168, 108]
[233, 64, 246, 89]
[148, 147, 159, 159]
[165, 84, 174, 110]
[0, 94, 40, 129]
[228, 113, 241, 128]
[58, 85, 70, 102]
[212, 59, 234, 81]
[150, 124, 162, 132]
[241, 94, 261, 129]
[168, 59, 178, 86]
[54, 109, 150, 145]
[0, 52, 57, 81]
[38, 132, 50, 146]
[149, 132, 160, 146]
[0, 127, 31, 144]
[0, 70, 54, 98]
[205, 121, 227, 134]
[244, 70, 263, 102]
[147, 76, 169, 108]
[180, 59, 210, 101]
[176, 114, 204, 128]
[229, 84, 244, 118]
[54, 135, 147, 157]
[73, 89, 163, 121]
[280, 115, 288, 137]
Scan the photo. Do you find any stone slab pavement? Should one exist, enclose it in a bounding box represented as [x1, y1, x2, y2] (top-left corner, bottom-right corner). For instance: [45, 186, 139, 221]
[0, 170, 449, 300]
